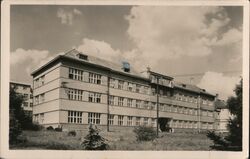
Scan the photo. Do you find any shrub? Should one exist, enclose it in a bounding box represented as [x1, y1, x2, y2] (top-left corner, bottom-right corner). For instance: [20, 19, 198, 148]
[26, 123, 43, 131]
[55, 127, 62, 132]
[68, 130, 76, 136]
[81, 124, 109, 150]
[133, 126, 157, 141]
[46, 126, 54, 131]
[9, 116, 22, 144]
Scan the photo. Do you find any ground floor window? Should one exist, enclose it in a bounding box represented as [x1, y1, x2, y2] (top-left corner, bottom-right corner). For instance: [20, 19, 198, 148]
[68, 111, 82, 124]
[118, 115, 124, 126]
[88, 113, 101, 124]
[108, 114, 114, 125]
[136, 117, 140, 126]
[127, 116, 133, 126]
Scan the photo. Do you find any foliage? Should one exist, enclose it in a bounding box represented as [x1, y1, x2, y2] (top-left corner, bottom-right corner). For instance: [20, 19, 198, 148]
[47, 126, 54, 131]
[207, 79, 242, 151]
[81, 125, 109, 150]
[133, 126, 157, 141]
[55, 127, 62, 132]
[68, 130, 77, 136]
[9, 112, 22, 144]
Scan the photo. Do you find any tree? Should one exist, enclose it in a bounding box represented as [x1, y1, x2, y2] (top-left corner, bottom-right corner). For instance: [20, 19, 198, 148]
[9, 86, 24, 144]
[81, 124, 109, 150]
[207, 79, 242, 151]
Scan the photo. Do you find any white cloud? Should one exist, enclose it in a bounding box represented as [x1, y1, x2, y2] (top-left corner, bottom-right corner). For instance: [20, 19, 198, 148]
[125, 6, 242, 68]
[197, 71, 241, 100]
[57, 8, 82, 25]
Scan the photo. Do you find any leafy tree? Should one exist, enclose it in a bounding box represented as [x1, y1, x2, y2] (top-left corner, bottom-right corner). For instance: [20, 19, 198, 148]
[81, 124, 109, 150]
[207, 79, 242, 151]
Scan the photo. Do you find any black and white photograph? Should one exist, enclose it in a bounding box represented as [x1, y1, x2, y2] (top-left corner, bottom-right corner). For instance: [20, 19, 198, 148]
[1, 0, 249, 158]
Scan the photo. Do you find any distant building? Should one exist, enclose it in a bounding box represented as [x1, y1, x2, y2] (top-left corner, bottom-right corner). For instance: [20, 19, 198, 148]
[10, 81, 33, 116]
[215, 99, 231, 133]
[31, 49, 218, 132]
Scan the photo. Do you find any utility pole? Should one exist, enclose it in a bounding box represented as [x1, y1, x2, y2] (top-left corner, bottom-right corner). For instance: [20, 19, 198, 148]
[156, 77, 159, 137]
[107, 75, 110, 132]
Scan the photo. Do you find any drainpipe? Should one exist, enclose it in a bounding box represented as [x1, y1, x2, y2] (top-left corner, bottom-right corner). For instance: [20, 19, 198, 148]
[107, 73, 110, 132]
[198, 94, 201, 133]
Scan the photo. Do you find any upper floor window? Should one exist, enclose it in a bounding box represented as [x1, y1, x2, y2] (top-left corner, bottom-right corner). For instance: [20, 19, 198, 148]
[144, 86, 149, 94]
[118, 97, 124, 106]
[35, 96, 39, 105]
[151, 88, 156, 95]
[109, 78, 116, 88]
[108, 114, 114, 125]
[40, 93, 45, 103]
[118, 80, 124, 90]
[69, 68, 83, 81]
[136, 84, 140, 93]
[136, 100, 141, 108]
[127, 98, 133, 107]
[109, 96, 114, 105]
[23, 94, 29, 100]
[128, 82, 133, 91]
[23, 102, 28, 107]
[88, 92, 101, 103]
[40, 75, 45, 85]
[68, 88, 83, 101]
[89, 72, 101, 84]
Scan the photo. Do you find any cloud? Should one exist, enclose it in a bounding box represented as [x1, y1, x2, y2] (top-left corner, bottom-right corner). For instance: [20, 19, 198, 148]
[197, 71, 241, 100]
[125, 6, 242, 68]
[57, 8, 82, 25]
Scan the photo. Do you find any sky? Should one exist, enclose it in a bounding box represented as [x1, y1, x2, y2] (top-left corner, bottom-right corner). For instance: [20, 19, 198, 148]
[10, 5, 243, 100]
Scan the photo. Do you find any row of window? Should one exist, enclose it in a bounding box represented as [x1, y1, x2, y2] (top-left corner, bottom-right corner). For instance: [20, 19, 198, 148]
[171, 120, 213, 129]
[175, 93, 213, 106]
[68, 111, 157, 127]
[34, 113, 44, 123]
[69, 68, 102, 85]
[68, 88, 102, 103]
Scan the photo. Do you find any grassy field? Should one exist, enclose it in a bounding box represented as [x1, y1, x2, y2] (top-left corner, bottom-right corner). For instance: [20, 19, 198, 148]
[10, 129, 213, 150]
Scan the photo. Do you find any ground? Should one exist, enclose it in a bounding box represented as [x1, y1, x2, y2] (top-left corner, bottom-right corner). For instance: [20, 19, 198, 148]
[10, 129, 214, 150]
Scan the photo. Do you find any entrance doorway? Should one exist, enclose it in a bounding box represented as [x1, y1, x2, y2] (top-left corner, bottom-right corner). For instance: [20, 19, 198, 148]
[158, 117, 172, 132]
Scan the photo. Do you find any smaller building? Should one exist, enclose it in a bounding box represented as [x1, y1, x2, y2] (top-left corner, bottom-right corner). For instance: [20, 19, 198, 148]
[10, 81, 33, 116]
[215, 99, 231, 133]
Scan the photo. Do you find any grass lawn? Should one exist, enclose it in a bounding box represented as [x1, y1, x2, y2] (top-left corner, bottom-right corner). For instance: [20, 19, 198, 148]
[10, 129, 213, 151]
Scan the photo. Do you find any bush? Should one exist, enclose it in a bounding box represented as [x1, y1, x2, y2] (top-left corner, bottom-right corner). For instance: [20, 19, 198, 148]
[46, 126, 54, 131]
[68, 130, 76, 136]
[133, 126, 157, 141]
[81, 125, 109, 150]
[9, 116, 22, 144]
[55, 127, 62, 132]
[26, 123, 43, 131]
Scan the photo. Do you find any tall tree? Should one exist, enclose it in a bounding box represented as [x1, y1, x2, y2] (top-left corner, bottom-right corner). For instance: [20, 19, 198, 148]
[207, 79, 242, 151]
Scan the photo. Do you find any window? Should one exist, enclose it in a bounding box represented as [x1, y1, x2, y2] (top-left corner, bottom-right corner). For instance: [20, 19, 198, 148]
[173, 106, 177, 113]
[136, 117, 140, 126]
[144, 101, 149, 109]
[194, 110, 198, 115]
[69, 68, 83, 81]
[109, 78, 116, 88]
[151, 119, 156, 127]
[108, 114, 114, 125]
[118, 115, 124, 126]
[68, 89, 83, 101]
[127, 98, 133, 107]
[127, 116, 133, 126]
[40, 113, 44, 123]
[41, 75, 45, 85]
[23, 102, 28, 107]
[189, 109, 193, 115]
[143, 118, 148, 126]
[88, 113, 101, 124]
[89, 72, 101, 84]
[194, 122, 198, 129]
[128, 82, 133, 91]
[35, 96, 39, 105]
[160, 104, 164, 111]
[30, 94, 33, 99]
[23, 94, 28, 100]
[118, 97, 124, 106]
[88, 92, 101, 103]
[194, 98, 198, 103]
[151, 88, 156, 95]
[30, 103, 33, 107]
[136, 84, 140, 93]
[152, 102, 157, 110]
[208, 111, 213, 117]
[118, 80, 124, 89]
[68, 111, 82, 123]
[202, 110, 207, 116]
[136, 100, 141, 108]
[144, 86, 149, 94]
[34, 114, 39, 123]
[40, 93, 45, 103]
[35, 78, 39, 88]
[109, 96, 114, 105]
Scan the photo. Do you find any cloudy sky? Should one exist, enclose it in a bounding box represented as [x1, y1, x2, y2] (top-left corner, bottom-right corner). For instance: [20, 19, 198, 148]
[10, 5, 243, 100]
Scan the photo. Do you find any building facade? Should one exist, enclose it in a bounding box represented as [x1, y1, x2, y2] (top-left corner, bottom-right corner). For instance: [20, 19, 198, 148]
[215, 99, 231, 133]
[31, 49, 217, 132]
[10, 81, 33, 116]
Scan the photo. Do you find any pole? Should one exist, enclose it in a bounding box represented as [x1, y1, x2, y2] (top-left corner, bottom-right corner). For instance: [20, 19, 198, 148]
[107, 75, 110, 132]
[156, 77, 159, 137]
[198, 95, 201, 133]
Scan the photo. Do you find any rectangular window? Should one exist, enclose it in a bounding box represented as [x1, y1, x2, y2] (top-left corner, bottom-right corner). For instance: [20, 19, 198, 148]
[208, 111, 213, 117]
[128, 82, 133, 91]
[118, 97, 124, 106]
[108, 114, 114, 125]
[118, 115, 124, 126]
[136, 100, 141, 108]
[136, 117, 140, 126]
[69, 68, 83, 81]
[89, 72, 101, 84]
[23, 102, 28, 107]
[151, 118, 156, 127]
[144, 101, 149, 109]
[136, 84, 140, 93]
[88, 92, 101, 103]
[173, 106, 178, 113]
[143, 117, 148, 126]
[109, 96, 114, 105]
[118, 80, 124, 89]
[35, 96, 39, 105]
[127, 116, 133, 126]
[151, 88, 156, 95]
[41, 75, 45, 85]
[68, 88, 83, 101]
[127, 98, 133, 107]
[152, 102, 157, 110]
[30, 103, 33, 107]
[40, 113, 44, 123]
[88, 113, 101, 124]
[68, 111, 82, 124]
[109, 78, 116, 88]
[40, 93, 45, 103]
[23, 94, 28, 100]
